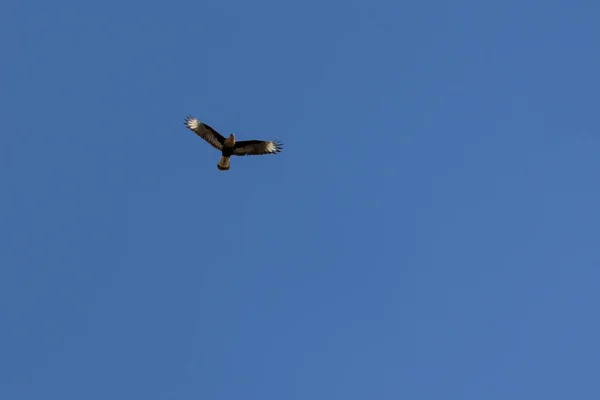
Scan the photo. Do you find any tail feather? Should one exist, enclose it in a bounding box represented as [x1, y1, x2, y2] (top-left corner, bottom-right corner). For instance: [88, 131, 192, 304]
[217, 156, 230, 170]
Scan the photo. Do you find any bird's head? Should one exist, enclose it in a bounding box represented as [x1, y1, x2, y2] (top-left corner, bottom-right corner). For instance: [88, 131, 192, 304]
[224, 133, 236, 146]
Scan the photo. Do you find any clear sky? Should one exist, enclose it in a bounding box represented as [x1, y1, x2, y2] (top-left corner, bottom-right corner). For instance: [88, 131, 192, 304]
[2, 0, 599, 399]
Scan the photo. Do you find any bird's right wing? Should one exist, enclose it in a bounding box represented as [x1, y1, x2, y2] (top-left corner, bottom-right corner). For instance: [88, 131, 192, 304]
[232, 139, 283, 156]
[184, 115, 226, 151]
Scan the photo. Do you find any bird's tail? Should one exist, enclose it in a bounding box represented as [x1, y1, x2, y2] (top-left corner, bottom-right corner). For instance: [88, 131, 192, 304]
[217, 156, 230, 170]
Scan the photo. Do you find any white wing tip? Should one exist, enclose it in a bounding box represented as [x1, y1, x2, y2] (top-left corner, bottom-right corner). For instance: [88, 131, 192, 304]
[268, 140, 283, 153]
[184, 115, 200, 130]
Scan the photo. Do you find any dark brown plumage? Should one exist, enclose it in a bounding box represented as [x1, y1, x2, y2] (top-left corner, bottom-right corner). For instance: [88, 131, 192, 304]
[184, 115, 282, 170]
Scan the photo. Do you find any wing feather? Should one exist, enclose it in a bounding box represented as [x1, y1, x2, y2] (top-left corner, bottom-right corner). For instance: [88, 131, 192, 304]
[232, 139, 283, 156]
[184, 115, 226, 151]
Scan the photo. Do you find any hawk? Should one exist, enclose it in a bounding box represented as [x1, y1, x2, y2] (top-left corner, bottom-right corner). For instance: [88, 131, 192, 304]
[184, 115, 283, 170]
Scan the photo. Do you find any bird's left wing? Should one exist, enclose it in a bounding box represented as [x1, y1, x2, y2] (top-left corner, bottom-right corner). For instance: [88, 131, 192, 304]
[232, 139, 283, 156]
[184, 115, 226, 151]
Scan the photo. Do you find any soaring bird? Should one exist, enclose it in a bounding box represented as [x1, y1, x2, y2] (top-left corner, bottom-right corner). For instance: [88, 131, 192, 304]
[184, 115, 283, 170]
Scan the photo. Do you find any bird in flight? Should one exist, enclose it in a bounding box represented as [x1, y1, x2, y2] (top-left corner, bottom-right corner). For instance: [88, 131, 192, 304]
[184, 115, 283, 171]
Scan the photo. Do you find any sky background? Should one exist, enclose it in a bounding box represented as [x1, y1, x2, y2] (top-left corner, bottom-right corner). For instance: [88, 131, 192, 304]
[1, 0, 600, 399]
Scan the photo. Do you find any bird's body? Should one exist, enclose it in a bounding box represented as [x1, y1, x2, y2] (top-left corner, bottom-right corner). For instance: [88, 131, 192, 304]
[217, 133, 236, 170]
[184, 115, 282, 170]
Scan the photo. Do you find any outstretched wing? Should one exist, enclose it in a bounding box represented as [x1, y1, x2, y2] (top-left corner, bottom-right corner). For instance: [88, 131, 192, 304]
[184, 115, 226, 151]
[232, 139, 283, 156]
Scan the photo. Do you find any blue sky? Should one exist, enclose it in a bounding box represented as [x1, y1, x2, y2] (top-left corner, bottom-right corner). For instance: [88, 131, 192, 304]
[2, 0, 599, 398]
